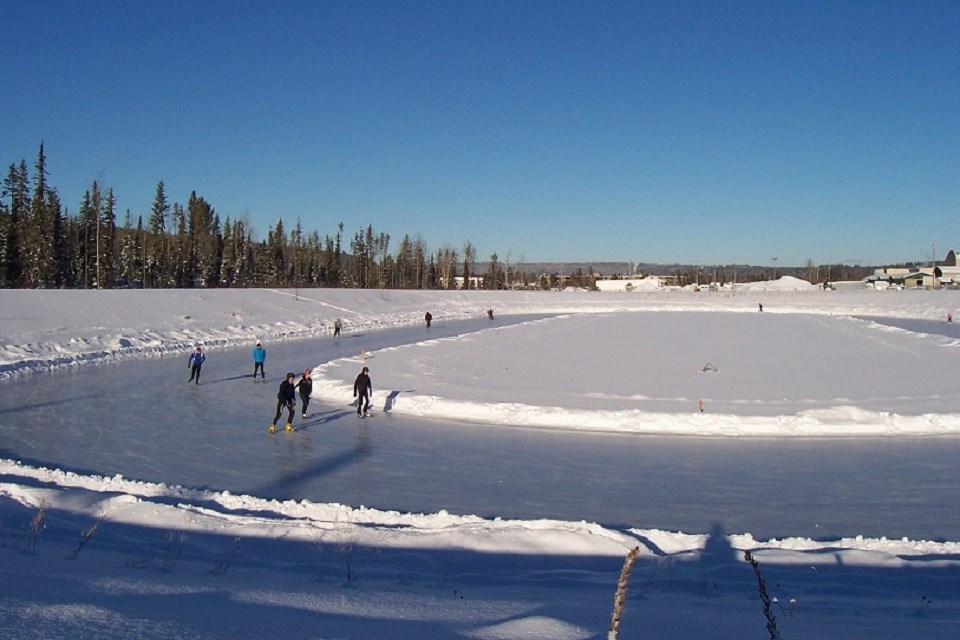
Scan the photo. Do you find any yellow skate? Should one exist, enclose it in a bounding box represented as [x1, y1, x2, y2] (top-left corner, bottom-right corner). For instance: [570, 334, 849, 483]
[268, 424, 276, 434]
[284, 423, 294, 432]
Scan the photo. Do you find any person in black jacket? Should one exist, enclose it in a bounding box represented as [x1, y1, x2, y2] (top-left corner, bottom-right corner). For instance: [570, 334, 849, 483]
[296, 369, 313, 419]
[353, 366, 372, 417]
[269, 372, 297, 433]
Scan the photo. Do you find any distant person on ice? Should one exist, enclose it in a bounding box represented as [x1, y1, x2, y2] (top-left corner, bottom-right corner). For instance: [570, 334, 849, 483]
[354, 366, 372, 417]
[296, 369, 313, 419]
[333, 318, 342, 338]
[187, 346, 205, 384]
[252, 340, 266, 381]
[270, 372, 297, 433]
[424, 311, 432, 328]
[758, 303, 763, 312]
[486, 308, 494, 320]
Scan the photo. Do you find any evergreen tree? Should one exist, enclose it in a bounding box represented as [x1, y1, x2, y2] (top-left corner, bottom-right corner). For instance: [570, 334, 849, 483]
[117, 211, 142, 288]
[172, 202, 187, 286]
[47, 190, 67, 287]
[149, 180, 169, 235]
[485, 253, 502, 290]
[77, 189, 95, 287]
[395, 234, 412, 288]
[462, 241, 475, 289]
[291, 218, 304, 288]
[99, 188, 116, 287]
[219, 216, 236, 286]
[375, 229, 390, 288]
[349, 228, 368, 288]
[426, 254, 438, 289]
[26, 143, 53, 286]
[0, 200, 8, 286]
[267, 219, 287, 284]
[186, 191, 218, 287]
[234, 220, 250, 286]
[66, 211, 84, 286]
[147, 180, 170, 287]
[2, 161, 30, 286]
[413, 235, 428, 289]
[306, 230, 321, 285]
[321, 234, 336, 286]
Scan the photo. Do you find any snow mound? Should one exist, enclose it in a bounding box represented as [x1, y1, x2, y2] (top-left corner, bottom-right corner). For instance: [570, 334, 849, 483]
[738, 275, 819, 291]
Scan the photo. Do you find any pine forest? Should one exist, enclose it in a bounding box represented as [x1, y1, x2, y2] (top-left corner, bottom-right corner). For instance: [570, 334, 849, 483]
[0, 144, 529, 291]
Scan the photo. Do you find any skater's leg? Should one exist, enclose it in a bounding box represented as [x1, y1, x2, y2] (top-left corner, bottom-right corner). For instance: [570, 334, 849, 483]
[301, 395, 310, 417]
[272, 401, 284, 426]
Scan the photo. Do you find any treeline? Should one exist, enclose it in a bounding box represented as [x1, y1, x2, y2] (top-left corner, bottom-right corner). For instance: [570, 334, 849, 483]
[1, 144, 532, 290]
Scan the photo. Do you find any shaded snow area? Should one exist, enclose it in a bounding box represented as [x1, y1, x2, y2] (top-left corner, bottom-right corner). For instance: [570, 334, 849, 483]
[2, 285, 960, 639]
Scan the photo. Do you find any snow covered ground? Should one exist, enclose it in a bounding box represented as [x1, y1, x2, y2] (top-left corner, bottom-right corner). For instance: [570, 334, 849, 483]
[2, 284, 960, 638]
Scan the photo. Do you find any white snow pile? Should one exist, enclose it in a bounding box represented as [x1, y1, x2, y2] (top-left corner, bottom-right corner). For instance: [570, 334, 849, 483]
[738, 275, 822, 291]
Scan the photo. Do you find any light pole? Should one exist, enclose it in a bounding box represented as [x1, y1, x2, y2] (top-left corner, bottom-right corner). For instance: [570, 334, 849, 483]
[932, 242, 938, 290]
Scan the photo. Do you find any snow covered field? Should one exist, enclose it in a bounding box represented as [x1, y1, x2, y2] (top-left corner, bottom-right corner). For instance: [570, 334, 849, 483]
[2, 283, 960, 638]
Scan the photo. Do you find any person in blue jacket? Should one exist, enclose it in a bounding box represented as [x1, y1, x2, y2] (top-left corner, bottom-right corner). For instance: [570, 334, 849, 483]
[187, 346, 205, 384]
[252, 340, 266, 381]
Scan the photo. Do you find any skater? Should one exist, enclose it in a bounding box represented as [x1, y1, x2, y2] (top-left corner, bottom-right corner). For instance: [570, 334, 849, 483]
[353, 366, 372, 417]
[296, 369, 313, 419]
[486, 308, 494, 320]
[187, 346, 205, 384]
[333, 318, 342, 338]
[758, 303, 763, 312]
[424, 311, 432, 328]
[252, 340, 266, 381]
[269, 372, 297, 433]
[949, 312, 953, 324]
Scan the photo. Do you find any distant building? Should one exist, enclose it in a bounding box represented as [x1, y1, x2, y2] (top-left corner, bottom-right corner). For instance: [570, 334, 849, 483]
[439, 276, 485, 289]
[867, 266, 960, 289]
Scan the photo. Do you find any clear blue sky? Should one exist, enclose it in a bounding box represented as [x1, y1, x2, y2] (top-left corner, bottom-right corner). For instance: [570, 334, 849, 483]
[2, 0, 958, 267]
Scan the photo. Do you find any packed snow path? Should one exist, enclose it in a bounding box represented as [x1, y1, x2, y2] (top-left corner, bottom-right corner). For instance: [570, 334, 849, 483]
[2, 314, 959, 541]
